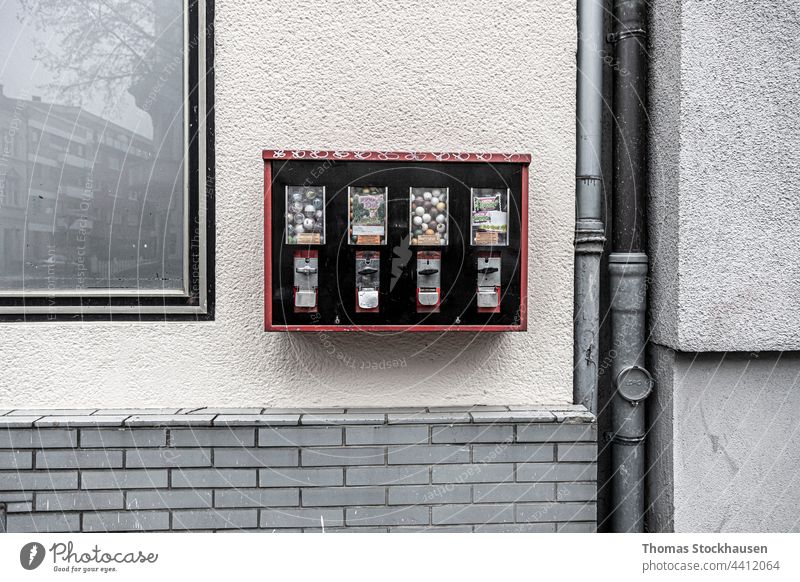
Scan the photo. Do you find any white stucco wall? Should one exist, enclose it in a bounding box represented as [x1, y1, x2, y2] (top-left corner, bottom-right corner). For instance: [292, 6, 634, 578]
[649, 0, 800, 352]
[0, 0, 575, 408]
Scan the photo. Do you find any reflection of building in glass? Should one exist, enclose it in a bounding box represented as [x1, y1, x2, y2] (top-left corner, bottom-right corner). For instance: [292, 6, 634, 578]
[0, 84, 182, 290]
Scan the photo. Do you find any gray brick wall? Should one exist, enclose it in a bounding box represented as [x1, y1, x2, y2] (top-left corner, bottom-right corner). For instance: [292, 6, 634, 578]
[0, 406, 596, 533]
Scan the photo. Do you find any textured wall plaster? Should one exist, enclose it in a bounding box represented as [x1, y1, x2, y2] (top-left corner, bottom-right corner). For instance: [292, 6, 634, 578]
[649, 0, 800, 351]
[0, 0, 576, 408]
[669, 351, 800, 532]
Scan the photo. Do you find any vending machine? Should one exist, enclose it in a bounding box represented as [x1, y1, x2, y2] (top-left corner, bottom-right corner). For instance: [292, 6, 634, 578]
[264, 150, 529, 332]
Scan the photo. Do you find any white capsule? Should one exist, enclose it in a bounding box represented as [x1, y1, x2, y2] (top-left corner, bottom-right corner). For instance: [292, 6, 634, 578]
[422, 213, 431, 223]
[415, 207, 425, 216]
[435, 213, 446, 224]
[430, 197, 439, 206]
[413, 216, 423, 226]
[423, 191, 432, 200]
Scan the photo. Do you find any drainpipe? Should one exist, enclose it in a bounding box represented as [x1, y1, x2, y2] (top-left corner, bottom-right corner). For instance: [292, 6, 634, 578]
[607, 0, 653, 532]
[574, 0, 606, 415]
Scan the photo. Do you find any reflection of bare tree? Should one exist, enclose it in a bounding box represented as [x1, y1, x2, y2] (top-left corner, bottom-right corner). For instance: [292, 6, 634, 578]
[9, 0, 186, 289]
[20, 0, 181, 111]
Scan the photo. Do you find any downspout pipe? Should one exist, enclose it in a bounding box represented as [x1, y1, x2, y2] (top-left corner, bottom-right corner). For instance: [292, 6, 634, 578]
[607, 0, 653, 532]
[574, 0, 606, 414]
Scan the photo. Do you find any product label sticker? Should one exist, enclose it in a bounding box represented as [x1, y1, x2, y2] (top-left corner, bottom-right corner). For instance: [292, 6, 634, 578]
[349, 187, 387, 245]
[470, 188, 509, 246]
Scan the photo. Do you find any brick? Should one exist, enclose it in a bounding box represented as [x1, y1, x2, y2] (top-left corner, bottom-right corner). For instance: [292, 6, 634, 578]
[81, 470, 167, 490]
[0, 429, 77, 448]
[0, 451, 32, 469]
[301, 447, 384, 466]
[171, 428, 254, 447]
[300, 414, 385, 425]
[320, 527, 388, 533]
[8, 409, 95, 416]
[93, 408, 180, 415]
[557, 482, 597, 502]
[125, 415, 216, 427]
[173, 509, 258, 530]
[388, 445, 469, 465]
[431, 425, 513, 444]
[517, 463, 597, 482]
[35, 415, 128, 427]
[5, 501, 32, 513]
[172, 469, 256, 488]
[346, 426, 428, 445]
[6, 513, 80, 532]
[214, 489, 298, 508]
[432, 504, 514, 525]
[554, 410, 595, 423]
[473, 444, 554, 463]
[261, 408, 344, 414]
[473, 483, 555, 503]
[557, 522, 597, 533]
[191, 408, 264, 415]
[0, 417, 41, 428]
[214, 415, 299, 426]
[80, 428, 165, 448]
[475, 523, 556, 533]
[387, 413, 471, 424]
[0, 471, 78, 490]
[517, 423, 597, 443]
[259, 427, 342, 447]
[346, 407, 426, 414]
[260, 468, 342, 487]
[471, 411, 556, 423]
[557, 444, 596, 462]
[391, 525, 472, 533]
[126, 448, 212, 468]
[260, 508, 343, 529]
[213, 448, 298, 468]
[432, 464, 514, 484]
[516, 502, 597, 523]
[388, 484, 471, 505]
[37, 492, 123, 512]
[83, 511, 170, 532]
[126, 490, 213, 510]
[36, 450, 123, 469]
[347, 466, 428, 486]
[0, 492, 33, 503]
[302, 487, 385, 507]
[347, 506, 428, 527]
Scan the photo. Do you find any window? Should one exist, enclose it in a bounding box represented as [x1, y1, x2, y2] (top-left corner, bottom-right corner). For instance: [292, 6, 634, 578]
[0, 0, 214, 319]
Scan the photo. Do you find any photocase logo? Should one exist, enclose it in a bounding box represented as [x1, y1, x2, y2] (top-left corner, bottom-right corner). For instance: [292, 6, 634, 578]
[20, 542, 46, 570]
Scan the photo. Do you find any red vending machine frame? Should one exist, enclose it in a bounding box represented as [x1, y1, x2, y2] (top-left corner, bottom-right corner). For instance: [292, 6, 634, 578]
[264, 150, 529, 332]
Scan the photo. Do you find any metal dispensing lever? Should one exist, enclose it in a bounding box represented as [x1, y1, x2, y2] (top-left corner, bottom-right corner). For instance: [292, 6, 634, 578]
[356, 254, 380, 311]
[295, 264, 318, 275]
[293, 254, 319, 310]
[476, 256, 501, 310]
[416, 252, 442, 311]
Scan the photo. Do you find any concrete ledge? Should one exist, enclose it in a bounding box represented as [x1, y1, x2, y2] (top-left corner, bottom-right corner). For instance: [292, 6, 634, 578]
[0, 406, 593, 428]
